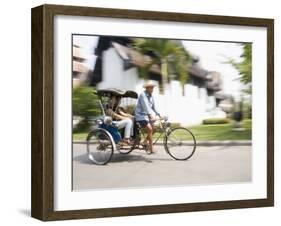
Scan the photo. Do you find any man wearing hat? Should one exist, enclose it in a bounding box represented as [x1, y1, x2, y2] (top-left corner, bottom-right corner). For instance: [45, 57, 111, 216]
[135, 80, 160, 154]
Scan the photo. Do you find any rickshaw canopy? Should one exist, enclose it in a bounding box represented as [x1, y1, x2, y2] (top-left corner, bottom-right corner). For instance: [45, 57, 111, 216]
[95, 88, 138, 99]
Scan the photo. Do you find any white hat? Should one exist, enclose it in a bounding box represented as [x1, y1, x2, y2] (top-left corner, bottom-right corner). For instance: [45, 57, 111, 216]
[143, 80, 156, 88]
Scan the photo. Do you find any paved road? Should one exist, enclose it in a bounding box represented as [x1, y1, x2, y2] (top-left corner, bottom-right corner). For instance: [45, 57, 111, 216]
[72, 144, 251, 191]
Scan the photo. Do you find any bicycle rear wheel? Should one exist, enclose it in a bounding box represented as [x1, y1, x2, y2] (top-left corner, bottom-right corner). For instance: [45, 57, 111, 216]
[86, 129, 114, 165]
[164, 127, 196, 160]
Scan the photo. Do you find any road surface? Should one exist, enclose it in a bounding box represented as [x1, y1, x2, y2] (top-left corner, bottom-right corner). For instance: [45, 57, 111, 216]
[72, 143, 251, 190]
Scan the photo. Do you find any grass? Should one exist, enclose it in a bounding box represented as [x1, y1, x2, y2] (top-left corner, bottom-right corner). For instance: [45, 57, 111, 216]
[189, 119, 251, 141]
[73, 119, 252, 141]
[73, 132, 90, 141]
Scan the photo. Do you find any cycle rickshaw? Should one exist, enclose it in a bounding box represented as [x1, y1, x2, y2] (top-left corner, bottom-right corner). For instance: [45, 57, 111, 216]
[86, 88, 196, 165]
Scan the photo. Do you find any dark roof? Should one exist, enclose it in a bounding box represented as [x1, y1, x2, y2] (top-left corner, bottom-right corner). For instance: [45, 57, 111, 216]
[112, 42, 162, 74]
[188, 64, 209, 80]
[95, 37, 133, 56]
[115, 43, 212, 79]
[206, 71, 222, 91]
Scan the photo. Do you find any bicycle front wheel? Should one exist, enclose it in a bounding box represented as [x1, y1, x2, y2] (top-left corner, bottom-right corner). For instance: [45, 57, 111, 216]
[86, 129, 114, 165]
[164, 127, 196, 160]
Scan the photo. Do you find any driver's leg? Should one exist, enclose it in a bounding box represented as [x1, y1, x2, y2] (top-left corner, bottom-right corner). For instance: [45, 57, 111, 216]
[146, 123, 154, 153]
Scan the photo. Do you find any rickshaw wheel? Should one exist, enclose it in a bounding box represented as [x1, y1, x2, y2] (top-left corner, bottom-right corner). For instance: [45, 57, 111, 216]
[86, 129, 114, 165]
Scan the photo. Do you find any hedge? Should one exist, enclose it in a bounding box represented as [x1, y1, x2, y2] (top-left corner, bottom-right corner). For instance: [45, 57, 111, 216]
[202, 118, 230, 125]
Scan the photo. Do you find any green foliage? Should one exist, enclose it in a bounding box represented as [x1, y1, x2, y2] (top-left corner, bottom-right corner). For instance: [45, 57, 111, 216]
[73, 86, 101, 119]
[137, 62, 156, 79]
[203, 118, 230, 124]
[225, 43, 252, 86]
[242, 102, 252, 119]
[133, 39, 191, 93]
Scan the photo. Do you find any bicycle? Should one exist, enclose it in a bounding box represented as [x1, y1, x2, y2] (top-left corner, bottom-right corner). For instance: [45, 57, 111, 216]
[86, 88, 196, 165]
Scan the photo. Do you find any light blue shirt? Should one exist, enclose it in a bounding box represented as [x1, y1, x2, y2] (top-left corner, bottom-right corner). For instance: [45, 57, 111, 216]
[135, 91, 159, 121]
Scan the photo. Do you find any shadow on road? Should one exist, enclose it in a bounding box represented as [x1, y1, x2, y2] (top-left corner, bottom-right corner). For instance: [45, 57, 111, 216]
[73, 153, 149, 165]
[111, 153, 151, 163]
[73, 152, 175, 165]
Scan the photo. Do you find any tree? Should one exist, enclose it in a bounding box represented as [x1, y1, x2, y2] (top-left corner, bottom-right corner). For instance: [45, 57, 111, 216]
[73, 86, 101, 131]
[226, 43, 252, 94]
[225, 43, 252, 124]
[133, 39, 191, 94]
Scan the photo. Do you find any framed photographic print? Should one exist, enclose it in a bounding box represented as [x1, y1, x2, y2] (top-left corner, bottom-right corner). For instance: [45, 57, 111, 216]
[31, 4, 274, 221]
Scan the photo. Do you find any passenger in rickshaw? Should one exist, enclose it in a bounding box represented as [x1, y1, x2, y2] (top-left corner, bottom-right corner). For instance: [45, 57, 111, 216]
[106, 95, 134, 145]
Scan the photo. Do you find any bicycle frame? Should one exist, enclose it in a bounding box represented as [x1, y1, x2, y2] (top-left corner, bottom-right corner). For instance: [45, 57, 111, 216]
[138, 118, 171, 146]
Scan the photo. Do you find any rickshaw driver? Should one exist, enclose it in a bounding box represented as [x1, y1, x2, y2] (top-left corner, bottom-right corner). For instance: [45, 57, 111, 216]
[135, 80, 160, 154]
[106, 95, 134, 145]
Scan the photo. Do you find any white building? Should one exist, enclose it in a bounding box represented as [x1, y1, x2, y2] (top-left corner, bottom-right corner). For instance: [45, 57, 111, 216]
[72, 44, 89, 88]
[89, 37, 226, 126]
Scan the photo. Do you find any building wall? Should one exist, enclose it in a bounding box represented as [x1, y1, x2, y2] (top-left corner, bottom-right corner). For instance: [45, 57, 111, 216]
[97, 47, 224, 126]
[72, 45, 89, 88]
[153, 81, 217, 126]
[97, 47, 139, 90]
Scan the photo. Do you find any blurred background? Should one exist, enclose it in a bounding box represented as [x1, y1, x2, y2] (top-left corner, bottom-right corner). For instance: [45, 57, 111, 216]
[72, 35, 252, 141]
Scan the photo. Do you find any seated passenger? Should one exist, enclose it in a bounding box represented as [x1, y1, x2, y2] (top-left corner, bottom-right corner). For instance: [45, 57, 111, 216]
[106, 95, 134, 145]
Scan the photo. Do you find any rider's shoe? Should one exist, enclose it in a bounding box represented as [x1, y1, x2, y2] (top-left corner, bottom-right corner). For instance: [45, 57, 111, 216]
[120, 139, 133, 147]
[146, 149, 152, 155]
